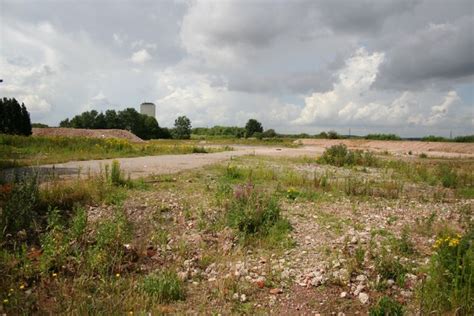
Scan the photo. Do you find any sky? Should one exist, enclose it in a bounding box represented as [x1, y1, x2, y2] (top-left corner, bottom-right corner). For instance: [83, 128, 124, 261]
[0, 0, 473, 137]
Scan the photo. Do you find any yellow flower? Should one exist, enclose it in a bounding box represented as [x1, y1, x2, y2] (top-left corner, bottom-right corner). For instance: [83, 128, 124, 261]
[52, 273, 57, 277]
[3, 299, 8, 304]
[9, 288, 13, 292]
[19, 285, 25, 290]
[449, 238, 459, 247]
[116, 273, 120, 277]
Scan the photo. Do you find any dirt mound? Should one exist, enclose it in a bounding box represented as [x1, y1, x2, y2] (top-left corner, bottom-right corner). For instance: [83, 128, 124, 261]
[32, 128, 144, 142]
[297, 139, 474, 157]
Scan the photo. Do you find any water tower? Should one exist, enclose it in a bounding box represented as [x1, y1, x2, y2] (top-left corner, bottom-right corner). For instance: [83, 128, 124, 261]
[140, 102, 156, 118]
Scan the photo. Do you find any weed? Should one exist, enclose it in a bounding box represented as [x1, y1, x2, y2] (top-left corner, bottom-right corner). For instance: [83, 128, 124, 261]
[376, 252, 407, 286]
[319, 144, 379, 167]
[225, 185, 292, 247]
[369, 296, 404, 316]
[0, 174, 39, 242]
[419, 229, 473, 314]
[419, 153, 428, 159]
[141, 271, 185, 303]
[437, 164, 458, 188]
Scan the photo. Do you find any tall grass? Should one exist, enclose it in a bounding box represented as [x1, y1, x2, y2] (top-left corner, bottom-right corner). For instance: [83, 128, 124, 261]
[419, 229, 473, 314]
[0, 134, 230, 169]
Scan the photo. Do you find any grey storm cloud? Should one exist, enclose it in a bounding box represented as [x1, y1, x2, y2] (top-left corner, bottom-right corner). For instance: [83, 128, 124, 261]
[1, 0, 473, 136]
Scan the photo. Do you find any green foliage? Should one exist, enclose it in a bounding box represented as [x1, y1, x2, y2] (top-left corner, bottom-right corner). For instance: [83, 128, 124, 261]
[59, 108, 171, 140]
[192, 125, 245, 138]
[0, 175, 39, 241]
[262, 129, 277, 138]
[141, 271, 185, 303]
[454, 135, 474, 143]
[173, 116, 192, 139]
[437, 164, 458, 188]
[365, 134, 401, 141]
[319, 144, 379, 167]
[420, 229, 473, 314]
[226, 185, 290, 240]
[110, 160, 125, 186]
[376, 252, 407, 285]
[244, 119, 263, 138]
[369, 296, 404, 316]
[0, 135, 229, 169]
[422, 135, 447, 142]
[0, 97, 32, 136]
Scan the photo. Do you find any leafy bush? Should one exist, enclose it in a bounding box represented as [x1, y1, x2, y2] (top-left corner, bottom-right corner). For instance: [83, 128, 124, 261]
[454, 135, 474, 143]
[366, 134, 401, 141]
[141, 271, 185, 303]
[420, 229, 473, 314]
[369, 296, 404, 316]
[319, 144, 379, 167]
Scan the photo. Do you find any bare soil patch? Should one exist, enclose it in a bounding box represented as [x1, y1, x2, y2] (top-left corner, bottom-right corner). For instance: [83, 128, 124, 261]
[32, 127, 144, 142]
[297, 139, 474, 158]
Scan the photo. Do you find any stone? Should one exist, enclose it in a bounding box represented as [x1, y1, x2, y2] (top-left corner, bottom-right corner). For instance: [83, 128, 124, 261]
[269, 288, 283, 294]
[240, 294, 247, 302]
[358, 292, 369, 304]
[354, 284, 365, 296]
[355, 274, 367, 282]
[340, 291, 347, 298]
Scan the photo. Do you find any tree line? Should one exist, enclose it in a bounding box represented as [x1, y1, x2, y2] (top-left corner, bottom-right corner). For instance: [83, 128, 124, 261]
[0, 97, 32, 136]
[59, 109, 195, 140]
[59, 108, 173, 140]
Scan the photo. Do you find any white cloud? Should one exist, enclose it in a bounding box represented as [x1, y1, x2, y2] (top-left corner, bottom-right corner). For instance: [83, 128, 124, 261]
[130, 49, 152, 65]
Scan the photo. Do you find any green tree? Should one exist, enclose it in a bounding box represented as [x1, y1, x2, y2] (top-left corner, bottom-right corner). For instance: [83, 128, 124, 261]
[0, 97, 32, 136]
[173, 116, 192, 139]
[245, 119, 263, 138]
[262, 129, 277, 138]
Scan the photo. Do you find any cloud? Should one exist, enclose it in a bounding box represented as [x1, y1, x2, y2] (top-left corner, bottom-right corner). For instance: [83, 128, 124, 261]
[130, 49, 152, 65]
[1, 0, 472, 136]
[294, 47, 470, 132]
[375, 16, 474, 89]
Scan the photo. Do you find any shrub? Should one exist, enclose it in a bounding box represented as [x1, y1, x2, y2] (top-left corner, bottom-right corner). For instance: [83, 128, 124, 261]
[369, 296, 404, 316]
[141, 271, 185, 303]
[366, 134, 401, 141]
[0, 175, 39, 241]
[226, 186, 291, 246]
[419, 229, 473, 314]
[437, 164, 458, 188]
[419, 153, 428, 159]
[319, 144, 379, 167]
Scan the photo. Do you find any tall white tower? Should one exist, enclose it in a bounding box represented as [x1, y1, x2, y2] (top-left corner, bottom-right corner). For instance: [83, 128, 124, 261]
[140, 102, 156, 118]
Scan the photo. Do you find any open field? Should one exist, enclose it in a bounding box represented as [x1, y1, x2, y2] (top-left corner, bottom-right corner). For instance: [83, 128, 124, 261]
[1, 141, 472, 314]
[0, 134, 232, 170]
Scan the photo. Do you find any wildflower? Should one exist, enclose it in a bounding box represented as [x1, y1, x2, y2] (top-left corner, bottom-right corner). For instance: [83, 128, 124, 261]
[19, 285, 25, 290]
[9, 288, 13, 292]
[449, 238, 459, 247]
[116, 273, 120, 277]
[3, 299, 8, 304]
[52, 273, 57, 277]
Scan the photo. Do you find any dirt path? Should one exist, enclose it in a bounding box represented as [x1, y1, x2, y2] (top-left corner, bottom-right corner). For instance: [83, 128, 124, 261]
[0, 146, 325, 181]
[2, 139, 472, 181]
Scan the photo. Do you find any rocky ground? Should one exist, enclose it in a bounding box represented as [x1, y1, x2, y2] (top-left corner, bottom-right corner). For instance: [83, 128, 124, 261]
[83, 154, 472, 314]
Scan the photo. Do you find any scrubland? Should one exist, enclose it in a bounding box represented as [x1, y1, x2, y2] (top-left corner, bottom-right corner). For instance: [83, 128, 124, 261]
[0, 143, 472, 314]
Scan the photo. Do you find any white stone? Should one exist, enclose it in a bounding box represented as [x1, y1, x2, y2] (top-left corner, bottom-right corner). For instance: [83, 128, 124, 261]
[358, 292, 369, 304]
[340, 291, 347, 298]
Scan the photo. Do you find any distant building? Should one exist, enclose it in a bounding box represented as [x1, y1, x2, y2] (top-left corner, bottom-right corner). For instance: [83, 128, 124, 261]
[140, 102, 156, 118]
